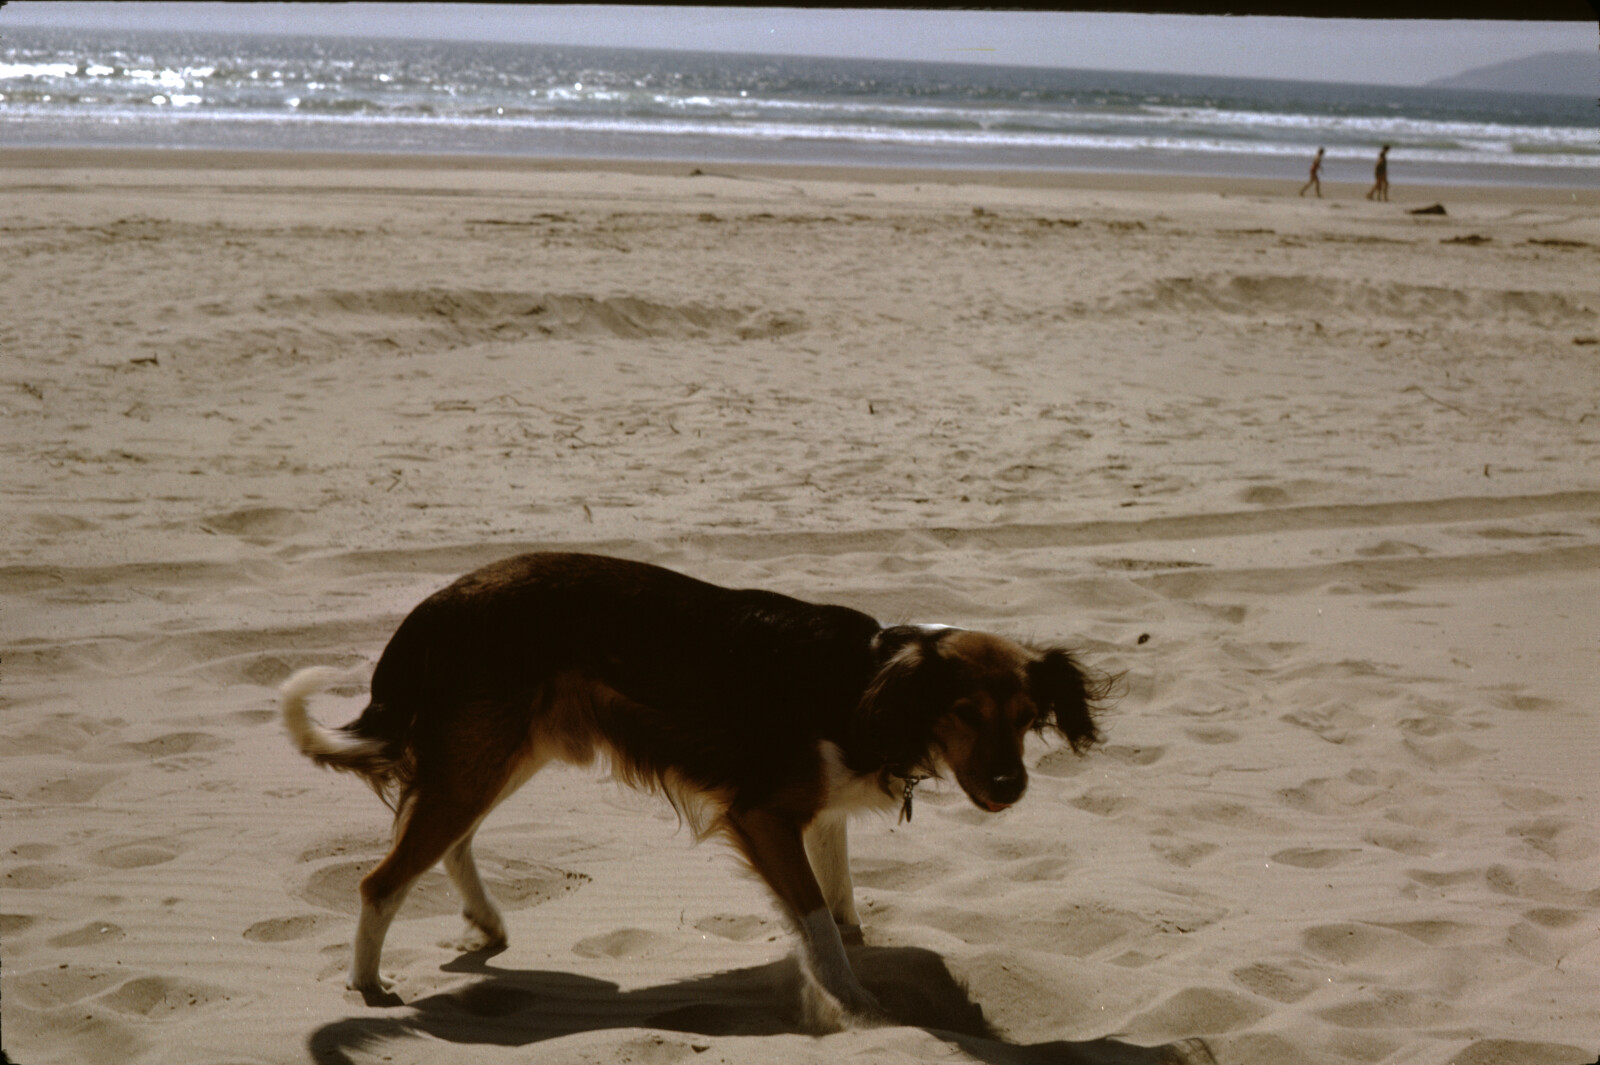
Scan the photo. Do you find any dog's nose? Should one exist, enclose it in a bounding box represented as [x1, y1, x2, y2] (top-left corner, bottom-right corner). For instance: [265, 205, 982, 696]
[989, 771, 1027, 805]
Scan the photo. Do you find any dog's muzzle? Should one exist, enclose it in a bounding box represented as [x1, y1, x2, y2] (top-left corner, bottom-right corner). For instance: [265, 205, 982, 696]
[975, 770, 1027, 811]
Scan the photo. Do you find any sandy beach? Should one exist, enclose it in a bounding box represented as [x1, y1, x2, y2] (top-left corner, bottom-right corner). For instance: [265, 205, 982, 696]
[2, 148, 1597, 1065]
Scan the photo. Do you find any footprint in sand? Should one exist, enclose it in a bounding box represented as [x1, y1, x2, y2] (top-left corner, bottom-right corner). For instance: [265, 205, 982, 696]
[25, 770, 124, 804]
[1495, 784, 1562, 812]
[197, 505, 310, 543]
[970, 835, 1062, 864]
[693, 913, 774, 942]
[1100, 743, 1166, 766]
[26, 513, 100, 536]
[1150, 838, 1219, 868]
[1239, 485, 1292, 506]
[1071, 785, 1137, 817]
[2, 914, 38, 937]
[1302, 922, 1420, 966]
[1402, 732, 1486, 768]
[1278, 777, 1384, 815]
[1187, 798, 1294, 832]
[1507, 817, 1598, 861]
[1230, 961, 1322, 1003]
[1363, 825, 1438, 857]
[1184, 725, 1240, 745]
[572, 928, 682, 959]
[231, 708, 278, 727]
[298, 857, 588, 918]
[4, 863, 81, 891]
[931, 902, 1150, 957]
[1280, 704, 1378, 745]
[1, 714, 110, 758]
[1003, 855, 1073, 882]
[204, 652, 367, 690]
[1355, 540, 1430, 558]
[1270, 847, 1361, 869]
[93, 838, 183, 869]
[1033, 746, 1092, 777]
[49, 922, 127, 948]
[242, 914, 325, 942]
[9, 964, 125, 1008]
[108, 731, 230, 762]
[1509, 907, 1600, 968]
[295, 832, 392, 865]
[1315, 987, 1458, 1029]
[1450, 1040, 1599, 1065]
[851, 855, 959, 893]
[1373, 919, 1476, 947]
[1485, 864, 1600, 908]
[99, 974, 231, 1018]
[1404, 867, 1481, 890]
[1120, 986, 1271, 1038]
[1523, 906, 1587, 930]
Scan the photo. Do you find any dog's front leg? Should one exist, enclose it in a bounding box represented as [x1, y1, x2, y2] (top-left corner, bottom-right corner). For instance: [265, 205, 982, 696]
[802, 812, 862, 940]
[725, 807, 884, 1024]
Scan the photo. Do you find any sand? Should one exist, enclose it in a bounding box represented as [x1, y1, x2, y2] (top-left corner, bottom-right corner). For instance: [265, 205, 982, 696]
[2, 148, 1597, 1065]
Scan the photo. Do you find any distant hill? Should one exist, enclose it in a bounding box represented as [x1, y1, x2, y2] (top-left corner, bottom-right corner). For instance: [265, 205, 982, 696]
[1427, 50, 1596, 96]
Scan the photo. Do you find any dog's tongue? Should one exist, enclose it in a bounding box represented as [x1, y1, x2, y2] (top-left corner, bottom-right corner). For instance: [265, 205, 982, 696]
[981, 799, 1012, 813]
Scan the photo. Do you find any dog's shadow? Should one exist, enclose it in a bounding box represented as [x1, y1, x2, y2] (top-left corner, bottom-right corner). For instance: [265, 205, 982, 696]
[307, 945, 1213, 1065]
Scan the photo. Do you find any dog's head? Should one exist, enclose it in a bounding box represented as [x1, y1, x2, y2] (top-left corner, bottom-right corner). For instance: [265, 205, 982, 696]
[859, 626, 1111, 813]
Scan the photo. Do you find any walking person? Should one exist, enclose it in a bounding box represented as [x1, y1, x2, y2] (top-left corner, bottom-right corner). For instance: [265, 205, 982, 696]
[1365, 144, 1390, 202]
[1298, 147, 1325, 197]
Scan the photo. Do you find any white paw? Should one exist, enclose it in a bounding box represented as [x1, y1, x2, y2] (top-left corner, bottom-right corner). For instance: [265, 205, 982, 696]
[445, 919, 508, 953]
[798, 976, 892, 1032]
[346, 970, 393, 994]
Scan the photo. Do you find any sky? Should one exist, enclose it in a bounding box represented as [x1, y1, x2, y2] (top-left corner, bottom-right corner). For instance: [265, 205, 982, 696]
[1, 3, 1592, 87]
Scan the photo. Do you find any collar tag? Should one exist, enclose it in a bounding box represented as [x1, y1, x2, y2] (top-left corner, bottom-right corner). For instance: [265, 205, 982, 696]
[898, 775, 927, 825]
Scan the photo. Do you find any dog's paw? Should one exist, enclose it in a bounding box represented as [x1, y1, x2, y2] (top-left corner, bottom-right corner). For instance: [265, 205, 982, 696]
[841, 997, 895, 1030]
[445, 921, 508, 954]
[347, 974, 403, 1007]
[798, 977, 893, 1032]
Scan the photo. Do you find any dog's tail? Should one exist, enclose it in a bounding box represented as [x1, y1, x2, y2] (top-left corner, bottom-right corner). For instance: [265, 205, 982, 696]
[281, 667, 405, 802]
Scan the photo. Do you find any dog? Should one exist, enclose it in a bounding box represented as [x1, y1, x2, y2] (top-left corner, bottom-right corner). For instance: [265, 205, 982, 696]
[282, 551, 1109, 1021]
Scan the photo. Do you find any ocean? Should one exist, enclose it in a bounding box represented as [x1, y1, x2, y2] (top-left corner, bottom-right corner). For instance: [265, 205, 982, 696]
[2, 26, 1595, 186]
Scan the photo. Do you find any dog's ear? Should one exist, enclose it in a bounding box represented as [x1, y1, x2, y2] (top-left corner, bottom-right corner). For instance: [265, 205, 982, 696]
[857, 628, 957, 774]
[1026, 649, 1110, 753]
[871, 624, 929, 662]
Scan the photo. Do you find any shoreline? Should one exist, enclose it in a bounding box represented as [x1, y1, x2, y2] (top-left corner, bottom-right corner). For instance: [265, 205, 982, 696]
[4, 146, 1597, 207]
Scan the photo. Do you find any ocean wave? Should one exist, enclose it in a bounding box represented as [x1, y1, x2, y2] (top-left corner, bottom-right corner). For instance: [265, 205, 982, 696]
[4, 27, 1593, 179]
[5, 103, 1594, 169]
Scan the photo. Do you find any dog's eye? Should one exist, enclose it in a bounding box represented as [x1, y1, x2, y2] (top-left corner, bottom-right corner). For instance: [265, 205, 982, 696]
[951, 699, 983, 727]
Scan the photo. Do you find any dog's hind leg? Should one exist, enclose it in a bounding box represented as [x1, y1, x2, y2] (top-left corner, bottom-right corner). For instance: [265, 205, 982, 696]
[803, 812, 862, 938]
[351, 746, 542, 996]
[350, 792, 443, 997]
[440, 755, 547, 952]
[441, 831, 506, 951]
[353, 794, 493, 995]
[725, 807, 884, 1025]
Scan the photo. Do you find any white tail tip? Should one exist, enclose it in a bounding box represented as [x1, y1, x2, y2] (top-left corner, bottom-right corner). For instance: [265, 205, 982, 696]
[280, 666, 346, 755]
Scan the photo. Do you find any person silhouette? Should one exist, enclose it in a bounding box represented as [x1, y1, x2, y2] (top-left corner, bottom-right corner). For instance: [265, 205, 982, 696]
[1365, 144, 1390, 202]
[1298, 147, 1325, 198]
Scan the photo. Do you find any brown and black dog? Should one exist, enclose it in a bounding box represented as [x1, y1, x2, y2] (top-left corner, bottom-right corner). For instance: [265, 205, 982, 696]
[282, 552, 1109, 1021]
